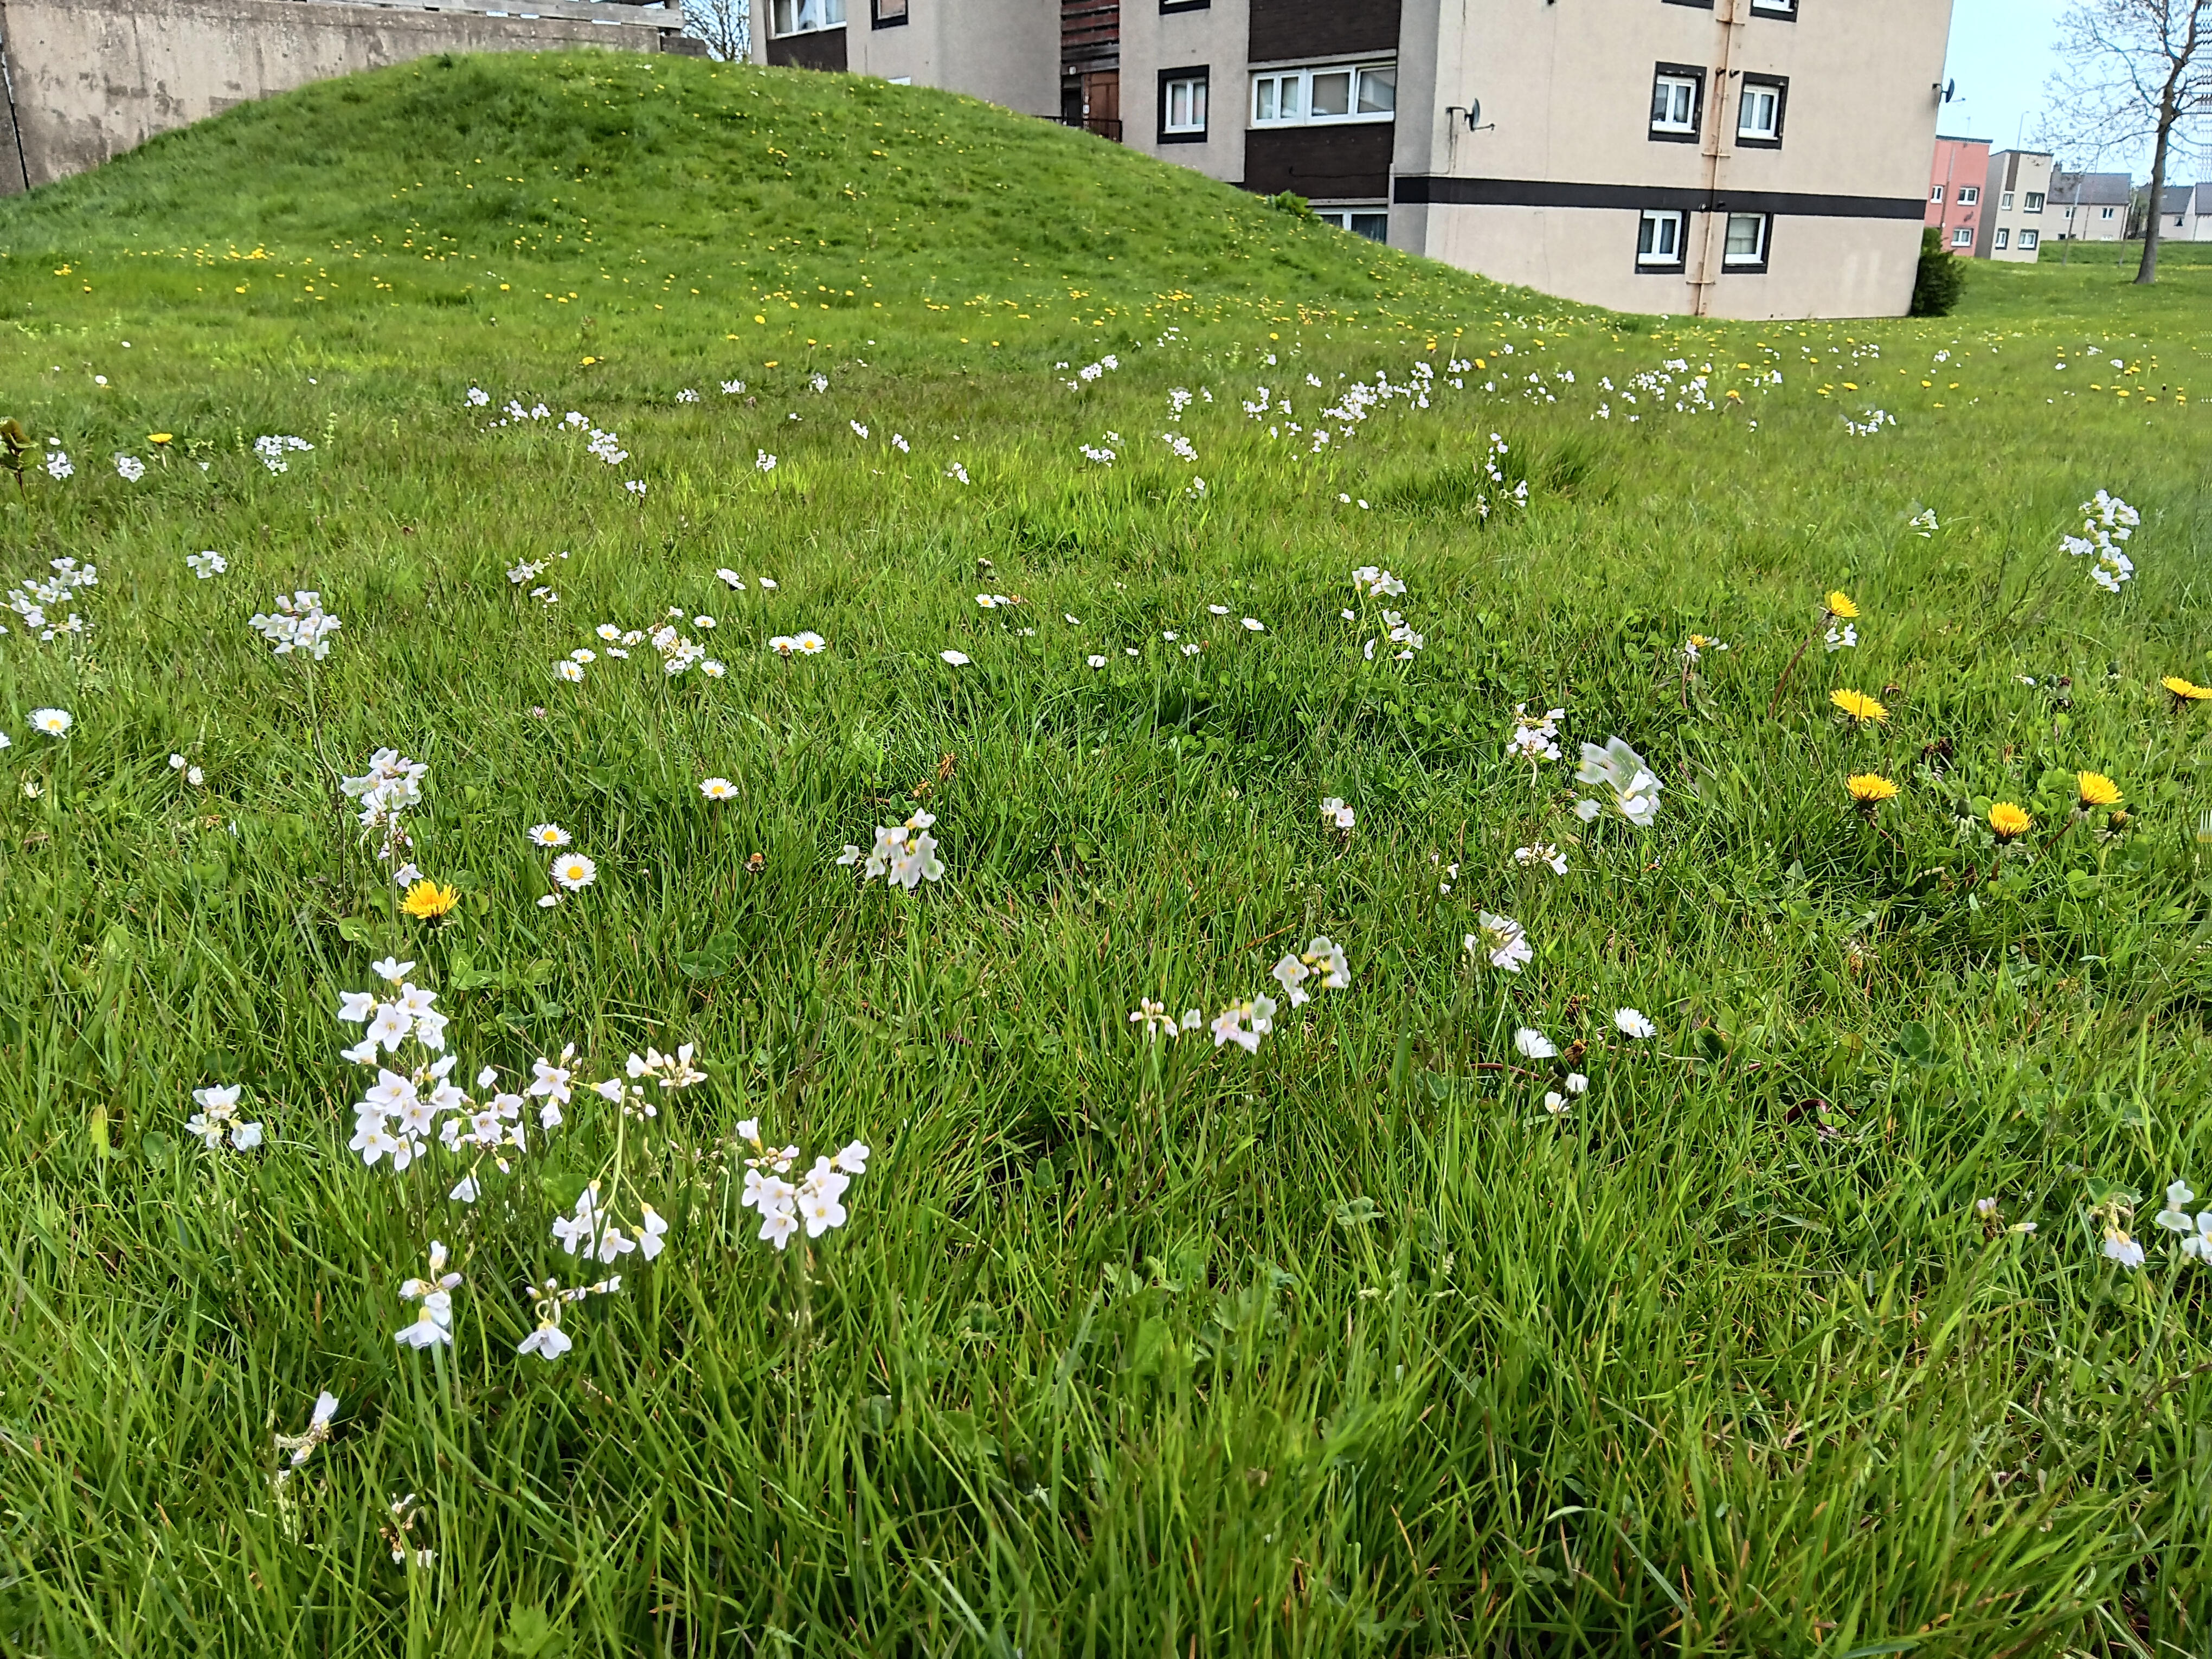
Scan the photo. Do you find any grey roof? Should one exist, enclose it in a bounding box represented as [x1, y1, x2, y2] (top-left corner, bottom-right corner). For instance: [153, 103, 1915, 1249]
[2198, 182, 2212, 215]
[2050, 170, 2134, 205]
[2158, 185, 2191, 213]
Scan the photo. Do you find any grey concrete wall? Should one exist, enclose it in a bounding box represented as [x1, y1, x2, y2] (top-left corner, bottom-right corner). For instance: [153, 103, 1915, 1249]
[0, 0, 687, 194]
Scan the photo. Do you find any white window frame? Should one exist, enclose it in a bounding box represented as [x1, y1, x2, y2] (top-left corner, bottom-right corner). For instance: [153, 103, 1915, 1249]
[1315, 207, 1390, 241]
[1721, 211, 1769, 266]
[1956, 185, 1979, 204]
[770, 0, 844, 36]
[1994, 227, 2009, 249]
[2023, 191, 2044, 213]
[1748, 0, 1795, 14]
[1999, 191, 2014, 209]
[1737, 80, 1783, 142]
[1162, 74, 1208, 136]
[1249, 62, 1396, 128]
[1929, 185, 1944, 203]
[2017, 229, 2039, 250]
[1951, 226, 1973, 246]
[1651, 74, 1700, 134]
[1637, 209, 1684, 267]
[2100, 205, 2116, 219]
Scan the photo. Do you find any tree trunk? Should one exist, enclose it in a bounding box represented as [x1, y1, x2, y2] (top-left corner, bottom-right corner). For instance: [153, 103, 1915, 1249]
[2134, 82, 2175, 284]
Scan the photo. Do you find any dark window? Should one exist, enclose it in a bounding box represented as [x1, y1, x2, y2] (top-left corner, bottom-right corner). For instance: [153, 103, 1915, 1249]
[872, 0, 907, 26]
[1637, 209, 1687, 271]
[1161, 0, 1208, 12]
[1159, 68, 1209, 144]
[1735, 75, 1786, 147]
[1650, 64, 1705, 143]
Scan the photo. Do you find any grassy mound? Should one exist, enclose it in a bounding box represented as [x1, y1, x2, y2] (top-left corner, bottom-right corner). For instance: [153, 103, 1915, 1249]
[3, 55, 2212, 1657]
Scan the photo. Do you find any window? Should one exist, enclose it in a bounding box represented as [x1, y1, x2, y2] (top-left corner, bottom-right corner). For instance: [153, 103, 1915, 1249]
[1315, 209, 1388, 241]
[872, 0, 906, 25]
[2023, 191, 2044, 212]
[1161, 0, 1207, 13]
[1930, 185, 1944, 202]
[2000, 191, 2014, 209]
[1638, 209, 1686, 268]
[1160, 71, 1207, 141]
[770, 0, 843, 34]
[1951, 226, 1972, 245]
[1250, 63, 1395, 126]
[1994, 228, 2009, 249]
[1650, 70, 1702, 138]
[1748, 0, 1795, 13]
[2018, 229, 2039, 250]
[1956, 185, 1978, 204]
[1735, 76, 1785, 145]
[1722, 211, 1769, 268]
[2100, 205, 2115, 219]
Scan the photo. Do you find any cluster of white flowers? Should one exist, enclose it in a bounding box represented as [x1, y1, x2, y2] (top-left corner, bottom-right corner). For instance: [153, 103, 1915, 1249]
[1824, 620, 1857, 652]
[254, 434, 314, 474]
[1271, 936, 1351, 1008]
[1909, 508, 1940, 538]
[518, 1268, 626, 1360]
[2061, 490, 2140, 594]
[735, 1120, 870, 1250]
[1080, 442, 1116, 465]
[1507, 704, 1564, 766]
[1468, 911, 1533, 973]
[837, 809, 946, 889]
[523, 822, 597, 905]
[185, 549, 227, 580]
[945, 461, 970, 484]
[756, 449, 777, 472]
[1130, 991, 1286, 1052]
[715, 568, 777, 591]
[1842, 408, 1895, 438]
[44, 443, 73, 480]
[2153, 1179, 2212, 1260]
[550, 1180, 669, 1264]
[1128, 1000, 1205, 1039]
[271, 1391, 339, 1497]
[1208, 996, 1278, 1053]
[1573, 737, 1662, 827]
[394, 1239, 463, 1349]
[249, 591, 342, 660]
[676, 388, 701, 404]
[1515, 842, 1568, 876]
[7, 556, 97, 643]
[768, 631, 827, 656]
[169, 753, 206, 786]
[1159, 430, 1198, 464]
[1473, 432, 1528, 519]
[114, 453, 147, 483]
[585, 427, 628, 466]
[1064, 354, 1121, 390]
[184, 1083, 264, 1152]
[340, 749, 427, 865]
[1320, 795, 1355, 832]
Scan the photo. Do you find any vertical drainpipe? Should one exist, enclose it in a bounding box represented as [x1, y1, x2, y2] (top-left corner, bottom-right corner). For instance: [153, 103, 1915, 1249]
[1689, 0, 1738, 317]
[0, 0, 34, 195]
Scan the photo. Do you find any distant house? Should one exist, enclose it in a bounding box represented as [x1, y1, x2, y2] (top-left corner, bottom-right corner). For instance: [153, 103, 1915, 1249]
[2194, 183, 2212, 242]
[2050, 170, 2132, 241]
[2152, 184, 2201, 241]
[1977, 150, 2050, 260]
[1928, 135, 1990, 253]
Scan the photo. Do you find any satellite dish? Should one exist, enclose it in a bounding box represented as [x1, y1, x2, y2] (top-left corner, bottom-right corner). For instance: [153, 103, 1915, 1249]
[1465, 98, 1481, 130]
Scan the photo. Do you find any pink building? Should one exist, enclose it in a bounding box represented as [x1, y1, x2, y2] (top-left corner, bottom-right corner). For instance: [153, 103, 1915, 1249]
[1927, 134, 1991, 253]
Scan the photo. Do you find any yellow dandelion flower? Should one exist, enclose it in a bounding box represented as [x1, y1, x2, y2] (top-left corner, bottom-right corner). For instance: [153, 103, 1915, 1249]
[400, 879, 460, 921]
[147, 432, 173, 446]
[1830, 688, 1888, 724]
[2162, 675, 2212, 705]
[1847, 773, 1900, 805]
[1988, 802, 2032, 842]
[2075, 771, 2121, 810]
[1825, 590, 1859, 620]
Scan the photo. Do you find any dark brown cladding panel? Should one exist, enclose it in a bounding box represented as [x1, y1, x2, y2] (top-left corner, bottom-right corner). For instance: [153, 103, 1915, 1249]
[767, 27, 848, 70]
[1243, 124, 1395, 201]
[1249, 0, 1399, 64]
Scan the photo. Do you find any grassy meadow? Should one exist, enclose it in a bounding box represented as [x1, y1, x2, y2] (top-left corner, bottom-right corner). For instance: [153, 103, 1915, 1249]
[4, 50, 2212, 1656]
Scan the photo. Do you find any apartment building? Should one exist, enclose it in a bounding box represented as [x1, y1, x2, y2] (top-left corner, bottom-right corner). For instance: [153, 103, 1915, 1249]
[756, 0, 1056, 112]
[760, 0, 1954, 319]
[2050, 170, 2132, 241]
[1926, 135, 1988, 253]
[1976, 149, 2050, 260]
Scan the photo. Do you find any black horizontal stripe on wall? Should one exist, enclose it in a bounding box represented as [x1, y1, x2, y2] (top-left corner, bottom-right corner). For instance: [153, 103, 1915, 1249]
[1392, 176, 1925, 220]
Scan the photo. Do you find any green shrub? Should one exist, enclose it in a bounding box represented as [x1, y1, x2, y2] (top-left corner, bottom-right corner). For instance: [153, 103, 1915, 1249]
[1911, 225, 1965, 316]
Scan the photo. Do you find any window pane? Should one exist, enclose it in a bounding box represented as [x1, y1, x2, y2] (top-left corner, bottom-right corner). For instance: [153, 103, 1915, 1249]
[1930, 185, 1943, 201]
[1348, 213, 1388, 241]
[2024, 192, 2044, 211]
[2020, 230, 2038, 248]
[1995, 229, 2008, 248]
[1191, 80, 1206, 127]
[1724, 215, 1759, 258]
[1739, 87, 1776, 135]
[1255, 78, 1276, 121]
[824, 0, 845, 21]
[1639, 212, 1678, 260]
[1311, 71, 1351, 117]
[1653, 80, 1673, 123]
[1279, 75, 1302, 118]
[1169, 83, 1188, 126]
[1357, 67, 1396, 114]
[1952, 227, 1972, 244]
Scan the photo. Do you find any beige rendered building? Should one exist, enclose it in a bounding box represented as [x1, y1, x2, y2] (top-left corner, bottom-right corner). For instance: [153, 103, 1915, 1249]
[764, 0, 1956, 319]
[2050, 171, 2132, 241]
[1977, 150, 2052, 260]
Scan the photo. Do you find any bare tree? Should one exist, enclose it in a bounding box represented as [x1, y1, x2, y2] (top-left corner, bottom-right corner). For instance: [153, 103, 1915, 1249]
[683, 0, 751, 61]
[2035, 0, 2210, 284]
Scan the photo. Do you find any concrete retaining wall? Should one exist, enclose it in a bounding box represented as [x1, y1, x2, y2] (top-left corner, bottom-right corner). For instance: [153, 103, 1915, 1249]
[0, 0, 691, 194]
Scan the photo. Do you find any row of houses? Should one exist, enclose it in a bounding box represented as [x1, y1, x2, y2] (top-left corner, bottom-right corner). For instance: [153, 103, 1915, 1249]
[1926, 136, 2211, 260]
[755, 0, 1955, 320]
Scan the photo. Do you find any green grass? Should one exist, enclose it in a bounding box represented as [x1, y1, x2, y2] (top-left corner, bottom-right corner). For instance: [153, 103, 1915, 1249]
[3, 50, 2212, 1656]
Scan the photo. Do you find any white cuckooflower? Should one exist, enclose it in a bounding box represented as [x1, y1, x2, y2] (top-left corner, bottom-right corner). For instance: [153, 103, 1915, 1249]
[1320, 796, 1355, 831]
[1469, 912, 1533, 974]
[1514, 843, 1568, 876]
[2155, 1181, 2198, 1233]
[371, 956, 415, 985]
[759, 1207, 800, 1250]
[518, 1319, 573, 1360]
[1573, 737, 1662, 827]
[2104, 1230, 2146, 1269]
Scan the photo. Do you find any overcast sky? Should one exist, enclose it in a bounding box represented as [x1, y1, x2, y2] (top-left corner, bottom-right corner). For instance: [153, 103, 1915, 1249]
[1937, 0, 2195, 180]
